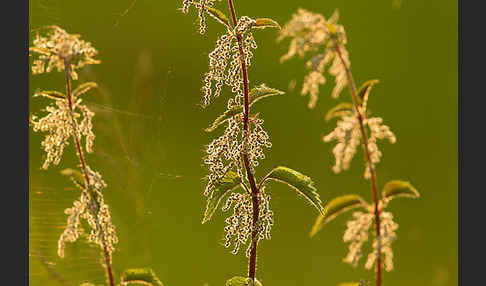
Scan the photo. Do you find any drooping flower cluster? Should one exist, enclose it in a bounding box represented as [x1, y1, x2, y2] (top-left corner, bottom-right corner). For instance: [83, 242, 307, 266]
[221, 188, 273, 256]
[279, 9, 349, 108]
[324, 102, 396, 179]
[202, 16, 257, 107]
[30, 91, 95, 169]
[182, 0, 221, 34]
[365, 211, 398, 272]
[204, 115, 272, 193]
[30, 26, 100, 80]
[343, 211, 374, 266]
[58, 167, 118, 263]
[342, 211, 398, 272]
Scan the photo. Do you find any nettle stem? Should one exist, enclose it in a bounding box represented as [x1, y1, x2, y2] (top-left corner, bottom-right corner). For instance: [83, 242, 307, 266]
[332, 39, 382, 286]
[63, 59, 115, 286]
[227, 0, 260, 281]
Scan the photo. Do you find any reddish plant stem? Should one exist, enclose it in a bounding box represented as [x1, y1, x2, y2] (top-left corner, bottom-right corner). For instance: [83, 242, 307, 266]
[63, 59, 115, 286]
[332, 39, 382, 286]
[227, 0, 260, 281]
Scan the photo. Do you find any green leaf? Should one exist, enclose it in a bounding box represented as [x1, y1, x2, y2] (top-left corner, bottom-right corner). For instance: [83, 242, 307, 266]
[249, 84, 285, 105]
[338, 283, 361, 286]
[261, 166, 324, 215]
[226, 277, 262, 286]
[382, 180, 420, 201]
[120, 268, 164, 286]
[61, 168, 86, 189]
[357, 79, 379, 106]
[324, 22, 338, 36]
[33, 90, 66, 100]
[73, 82, 98, 98]
[205, 106, 243, 132]
[325, 102, 354, 121]
[253, 18, 281, 30]
[206, 6, 230, 27]
[310, 194, 367, 237]
[29, 46, 51, 56]
[202, 170, 242, 224]
[205, 85, 284, 132]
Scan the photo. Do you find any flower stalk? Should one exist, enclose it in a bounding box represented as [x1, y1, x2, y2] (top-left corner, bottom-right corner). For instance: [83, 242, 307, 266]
[227, 0, 260, 280]
[331, 39, 382, 286]
[63, 58, 115, 286]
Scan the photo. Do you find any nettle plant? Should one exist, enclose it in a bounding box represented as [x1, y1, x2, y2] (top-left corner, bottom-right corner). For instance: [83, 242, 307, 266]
[181, 1, 325, 285]
[279, 9, 420, 286]
[29, 26, 163, 286]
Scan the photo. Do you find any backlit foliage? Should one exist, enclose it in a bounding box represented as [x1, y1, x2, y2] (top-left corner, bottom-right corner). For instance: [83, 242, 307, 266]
[280, 8, 420, 285]
[30, 26, 119, 285]
[278, 9, 348, 108]
[30, 26, 100, 80]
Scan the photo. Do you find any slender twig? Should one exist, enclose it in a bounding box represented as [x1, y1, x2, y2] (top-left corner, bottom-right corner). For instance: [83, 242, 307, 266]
[331, 39, 382, 286]
[63, 59, 116, 286]
[227, 0, 260, 281]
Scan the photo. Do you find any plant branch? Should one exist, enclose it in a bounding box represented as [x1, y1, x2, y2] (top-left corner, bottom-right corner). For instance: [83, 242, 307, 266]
[332, 39, 382, 286]
[63, 59, 115, 286]
[227, 0, 260, 281]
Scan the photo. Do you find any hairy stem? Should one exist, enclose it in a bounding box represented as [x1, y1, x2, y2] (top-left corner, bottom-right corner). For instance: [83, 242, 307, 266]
[332, 39, 382, 286]
[227, 0, 260, 281]
[63, 59, 115, 286]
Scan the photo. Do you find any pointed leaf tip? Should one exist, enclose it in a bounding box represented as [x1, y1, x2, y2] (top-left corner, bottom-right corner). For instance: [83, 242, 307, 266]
[120, 268, 164, 286]
[357, 79, 379, 105]
[254, 18, 281, 30]
[261, 166, 324, 215]
[202, 170, 242, 224]
[325, 102, 354, 121]
[310, 194, 367, 237]
[226, 276, 262, 286]
[382, 180, 420, 201]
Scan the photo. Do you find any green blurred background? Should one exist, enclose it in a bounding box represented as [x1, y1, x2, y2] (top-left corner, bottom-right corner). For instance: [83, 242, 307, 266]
[29, 0, 457, 285]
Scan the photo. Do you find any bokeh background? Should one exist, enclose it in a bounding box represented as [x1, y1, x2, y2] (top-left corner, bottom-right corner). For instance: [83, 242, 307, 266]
[29, 0, 457, 285]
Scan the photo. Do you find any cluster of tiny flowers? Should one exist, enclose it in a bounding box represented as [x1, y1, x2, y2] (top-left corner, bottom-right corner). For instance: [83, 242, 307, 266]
[30, 26, 100, 80]
[365, 211, 398, 272]
[221, 189, 273, 257]
[30, 95, 95, 169]
[323, 114, 361, 174]
[58, 167, 118, 263]
[181, 0, 220, 34]
[245, 117, 272, 173]
[342, 211, 374, 267]
[279, 9, 349, 108]
[200, 16, 256, 107]
[204, 116, 243, 196]
[324, 111, 396, 179]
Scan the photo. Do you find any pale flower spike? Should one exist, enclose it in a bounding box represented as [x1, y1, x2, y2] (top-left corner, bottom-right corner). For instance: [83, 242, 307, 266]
[30, 26, 100, 80]
[343, 211, 398, 272]
[279, 9, 348, 108]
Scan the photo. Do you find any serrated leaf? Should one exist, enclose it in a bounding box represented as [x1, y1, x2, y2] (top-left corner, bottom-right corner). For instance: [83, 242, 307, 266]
[73, 82, 98, 98]
[205, 106, 243, 132]
[310, 194, 367, 237]
[382, 180, 420, 201]
[61, 168, 86, 189]
[120, 268, 164, 286]
[226, 277, 262, 286]
[253, 18, 281, 30]
[261, 166, 324, 215]
[249, 84, 285, 105]
[202, 170, 242, 224]
[34, 90, 66, 100]
[325, 102, 354, 121]
[206, 6, 230, 27]
[357, 79, 379, 106]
